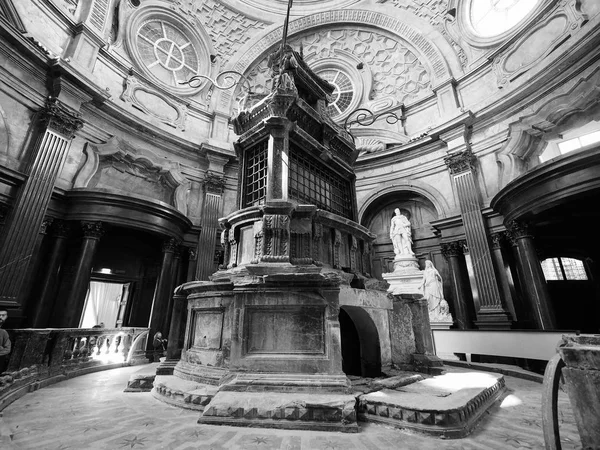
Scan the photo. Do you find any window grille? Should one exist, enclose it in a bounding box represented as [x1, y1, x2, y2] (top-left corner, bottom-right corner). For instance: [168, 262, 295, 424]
[541, 257, 588, 281]
[243, 141, 268, 207]
[288, 145, 353, 219]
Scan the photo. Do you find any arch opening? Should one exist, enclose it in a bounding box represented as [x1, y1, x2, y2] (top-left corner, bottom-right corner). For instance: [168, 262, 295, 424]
[339, 306, 381, 377]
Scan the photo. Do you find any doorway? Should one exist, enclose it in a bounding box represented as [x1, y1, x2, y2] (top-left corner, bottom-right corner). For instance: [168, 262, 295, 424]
[80, 281, 130, 328]
[339, 306, 382, 377]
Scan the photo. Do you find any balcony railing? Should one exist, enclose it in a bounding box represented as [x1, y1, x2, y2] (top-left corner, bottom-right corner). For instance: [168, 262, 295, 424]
[0, 327, 149, 409]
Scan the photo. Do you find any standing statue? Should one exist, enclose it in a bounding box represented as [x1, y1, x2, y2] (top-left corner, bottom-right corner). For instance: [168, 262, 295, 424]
[420, 260, 452, 322]
[390, 208, 414, 256]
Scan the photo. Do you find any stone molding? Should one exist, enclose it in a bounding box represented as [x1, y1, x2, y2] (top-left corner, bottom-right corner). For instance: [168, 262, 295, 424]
[40, 97, 84, 138]
[444, 150, 476, 175]
[261, 213, 290, 262]
[81, 221, 104, 240]
[120, 73, 189, 130]
[492, 2, 587, 89]
[73, 139, 190, 215]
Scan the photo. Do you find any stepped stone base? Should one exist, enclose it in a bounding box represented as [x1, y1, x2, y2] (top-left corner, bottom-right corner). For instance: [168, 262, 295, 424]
[152, 375, 218, 411]
[123, 364, 159, 392]
[358, 372, 505, 438]
[199, 391, 358, 432]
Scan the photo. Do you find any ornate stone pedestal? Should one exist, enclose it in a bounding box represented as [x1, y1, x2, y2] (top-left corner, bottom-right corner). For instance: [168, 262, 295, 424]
[382, 255, 422, 295]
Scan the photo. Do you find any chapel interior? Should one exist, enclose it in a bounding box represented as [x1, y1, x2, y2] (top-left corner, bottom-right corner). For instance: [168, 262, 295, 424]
[0, 0, 600, 448]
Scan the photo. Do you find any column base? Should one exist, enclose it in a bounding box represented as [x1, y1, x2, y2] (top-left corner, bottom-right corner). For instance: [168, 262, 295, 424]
[474, 310, 513, 330]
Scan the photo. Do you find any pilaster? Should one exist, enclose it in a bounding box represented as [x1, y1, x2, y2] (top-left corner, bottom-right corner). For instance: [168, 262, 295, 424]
[0, 97, 83, 309]
[443, 137, 512, 329]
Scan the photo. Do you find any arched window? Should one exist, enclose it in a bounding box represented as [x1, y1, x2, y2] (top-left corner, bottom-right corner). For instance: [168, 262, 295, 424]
[541, 257, 588, 281]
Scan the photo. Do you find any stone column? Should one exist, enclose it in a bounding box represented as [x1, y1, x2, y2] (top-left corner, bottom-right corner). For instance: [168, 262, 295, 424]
[166, 292, 187, 361]
[506, 220, 556, 329]
[186, 246, 197, 282]
[196, 171, 225, 280]
[162, 245, 182, 334]
[490, 232, 518, 321]
[149, 238, 177, 338]
[29, 219, 71, 328]
[60, 221, 104, 328]
[441, 241, 473, 329]
[444, 149, 512, 329]
[0, 98, 83, 309]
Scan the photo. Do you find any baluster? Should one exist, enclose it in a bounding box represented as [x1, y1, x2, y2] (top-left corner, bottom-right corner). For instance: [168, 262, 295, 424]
[72, 336, 81, 360]
[100, 335, 110, 355]
[109, 334, 118, 355]
[79, 336, 89, 360]
[121, 332, 133, 362]
[63, 336, 74, 361]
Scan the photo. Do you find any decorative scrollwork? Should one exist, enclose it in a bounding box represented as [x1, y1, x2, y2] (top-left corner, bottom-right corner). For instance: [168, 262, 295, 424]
[343, 107, 405, 143]
[180, 71, 252, 94]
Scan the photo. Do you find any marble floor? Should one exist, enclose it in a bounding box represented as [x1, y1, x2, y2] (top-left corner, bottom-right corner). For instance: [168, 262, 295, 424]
[2, 365, 583, 450]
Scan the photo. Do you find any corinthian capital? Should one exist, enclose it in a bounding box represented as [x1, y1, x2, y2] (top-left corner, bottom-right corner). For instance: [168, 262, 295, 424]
[444, 150, 476, 175]
[40, 97, 84, 138]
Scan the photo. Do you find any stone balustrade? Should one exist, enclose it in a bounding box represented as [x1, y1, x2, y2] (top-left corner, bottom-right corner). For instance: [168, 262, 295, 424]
[0, 327, 149, 410]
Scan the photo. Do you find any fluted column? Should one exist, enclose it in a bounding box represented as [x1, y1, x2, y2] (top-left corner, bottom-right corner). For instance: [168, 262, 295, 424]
[506, 220, 556, 329]
[196, 171, 225, 280]
[444, 150, 512, 329]
[166, 292, 187, 360]
[441, 241, 473, 329]
[0, 98, 83, 308]
[28, 219, 71, 328]
[60, 221, 104, 328]
[149, 238, 178, 338]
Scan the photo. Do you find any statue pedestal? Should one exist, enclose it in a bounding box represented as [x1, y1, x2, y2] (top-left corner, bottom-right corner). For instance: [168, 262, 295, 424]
[382, 255, 422, 295]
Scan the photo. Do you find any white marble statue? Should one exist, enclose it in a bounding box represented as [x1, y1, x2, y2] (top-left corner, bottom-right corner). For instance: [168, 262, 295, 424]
[420, 260, 453, 323]
[389, 208, 414, 257]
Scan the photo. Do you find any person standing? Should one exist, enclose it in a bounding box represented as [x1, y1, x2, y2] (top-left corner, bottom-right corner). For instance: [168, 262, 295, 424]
[0, 309, 11, 374]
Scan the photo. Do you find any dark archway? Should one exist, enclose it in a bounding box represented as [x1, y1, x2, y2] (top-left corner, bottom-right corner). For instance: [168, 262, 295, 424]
[339, 306, 382, 377]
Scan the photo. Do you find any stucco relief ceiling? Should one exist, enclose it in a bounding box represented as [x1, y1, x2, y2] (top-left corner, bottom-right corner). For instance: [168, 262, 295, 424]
[218, 0, 362, 17]
[242, 28, 431, 111]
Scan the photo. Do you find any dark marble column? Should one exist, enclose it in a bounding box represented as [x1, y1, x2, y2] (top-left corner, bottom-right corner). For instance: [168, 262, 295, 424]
[507, 220, 556, 330]
[166, 293, 187, 361]
[186, 246, 197, 282]
[490, 232, 518, 321]
[444, 150, 512, 329]
[28, 219, 71, 328]
[162, 245, 182, 335]
[441, 241, 473, 329]
[60, 221, 104, 328]
[0, 98, 83, 309]
[196, 172, 225, 280]
[149, 238, 177, 338]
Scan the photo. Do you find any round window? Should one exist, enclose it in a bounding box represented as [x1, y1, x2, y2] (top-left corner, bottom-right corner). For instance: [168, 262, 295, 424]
[469, 0, 539, 38]
[317, 69, 355, 119]
[137, 20, 201, 88]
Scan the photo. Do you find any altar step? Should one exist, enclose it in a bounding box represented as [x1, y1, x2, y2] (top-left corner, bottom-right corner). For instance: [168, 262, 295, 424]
[358, 371, 506, 438]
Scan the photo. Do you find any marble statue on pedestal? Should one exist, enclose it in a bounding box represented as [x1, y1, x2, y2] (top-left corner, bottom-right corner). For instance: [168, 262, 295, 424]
[420, 260, 453, 324]
[390, 208, 414, 257]
[382, 208, 421, 294]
